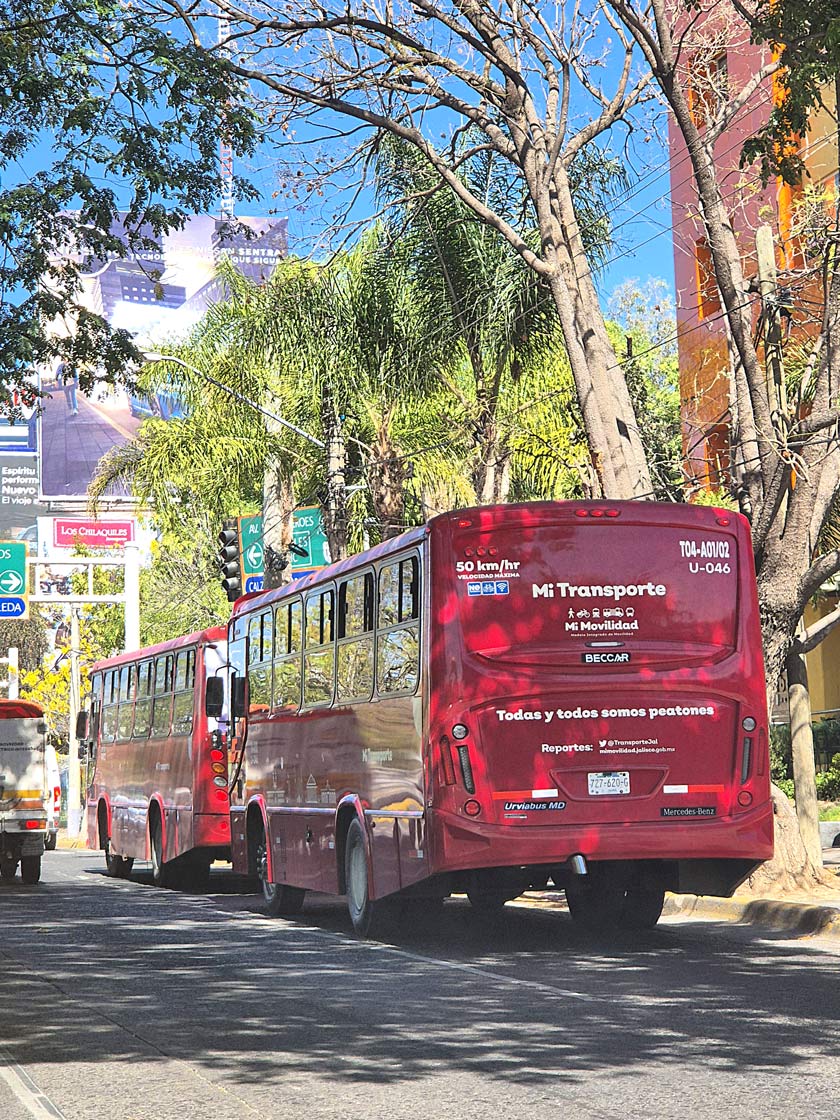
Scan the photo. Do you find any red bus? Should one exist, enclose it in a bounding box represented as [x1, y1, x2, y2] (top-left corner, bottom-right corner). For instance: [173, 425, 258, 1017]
[226, 501, 773, 935]
[81, 626, 230, 890]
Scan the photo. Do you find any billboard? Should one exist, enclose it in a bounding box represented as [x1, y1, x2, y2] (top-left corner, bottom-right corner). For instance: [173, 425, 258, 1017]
[0, 213, 289, 540]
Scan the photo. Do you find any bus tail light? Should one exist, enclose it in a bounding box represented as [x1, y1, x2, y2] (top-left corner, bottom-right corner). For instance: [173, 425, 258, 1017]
[464, 799, 481, 817]
[25, 820, 43, 830]
[210, 748, 226, 763]
[53, 785, 60, 812]
[439, 736, 457, 785]
[214, 789, 229, 803]
[213, 776, 227, 788]
[738, 791, 753, 807]
[457, 746, 476, 793]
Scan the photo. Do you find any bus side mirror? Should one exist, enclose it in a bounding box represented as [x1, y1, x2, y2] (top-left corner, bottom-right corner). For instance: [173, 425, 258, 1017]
[75, 710, 89, 742]
[205, 676, 224, 719]
[231, 675, 248, 720]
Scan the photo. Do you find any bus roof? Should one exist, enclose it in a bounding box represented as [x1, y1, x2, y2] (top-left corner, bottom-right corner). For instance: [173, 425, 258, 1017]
[231, 500, 747, 618]
[90, 624, 228, 675]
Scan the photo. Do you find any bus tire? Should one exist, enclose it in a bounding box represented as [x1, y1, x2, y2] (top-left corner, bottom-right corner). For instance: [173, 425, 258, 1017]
[344, 818, 400, 939]
[255, 833, 305, 916]
[105, 841, 134, 880]
[1, 858, 18, 881]
[150, 816, 171, 888]
[182, 854, 212, 894]
[467, 890, 510, 915]
[20, 856, 41, 884]
[622, 886, 665, 930]
[44, 831, 57, 852]
[565, 879, 625, 932]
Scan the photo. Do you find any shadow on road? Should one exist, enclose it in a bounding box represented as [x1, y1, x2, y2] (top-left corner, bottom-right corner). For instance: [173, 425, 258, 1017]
[1, 856, 838, 1099]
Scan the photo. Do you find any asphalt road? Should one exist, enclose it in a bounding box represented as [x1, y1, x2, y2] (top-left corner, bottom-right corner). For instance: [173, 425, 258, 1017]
[1, 850, 839, 1120]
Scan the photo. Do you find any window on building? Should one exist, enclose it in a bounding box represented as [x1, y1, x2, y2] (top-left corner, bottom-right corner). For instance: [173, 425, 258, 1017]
[688, 50, 728, 128]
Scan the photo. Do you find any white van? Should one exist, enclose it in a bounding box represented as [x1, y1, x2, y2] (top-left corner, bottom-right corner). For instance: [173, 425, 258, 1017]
[44, 744, 61, 851]
[0, 700, 48, 882]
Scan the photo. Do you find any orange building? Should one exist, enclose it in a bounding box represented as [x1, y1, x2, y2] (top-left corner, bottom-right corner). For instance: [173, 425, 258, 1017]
[668, 14, 840, 725]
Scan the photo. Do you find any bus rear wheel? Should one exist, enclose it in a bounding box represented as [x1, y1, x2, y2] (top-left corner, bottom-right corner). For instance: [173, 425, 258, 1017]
[150, 816, 171, 888]
[1, 857, 18, 881]
[565, 879, 626, 932]
[20, 855, 41, 884]
[622, 887, 665, 929]
[256, 837, 305, 916]
[344, 818, 400, 939]
[105, 841, 134, 880]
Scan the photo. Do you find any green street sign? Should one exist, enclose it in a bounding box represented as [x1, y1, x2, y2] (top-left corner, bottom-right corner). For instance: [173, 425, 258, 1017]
[0, 541, 28, 619]
[236, 508, 330, 589]
[291, 506, 330, 573]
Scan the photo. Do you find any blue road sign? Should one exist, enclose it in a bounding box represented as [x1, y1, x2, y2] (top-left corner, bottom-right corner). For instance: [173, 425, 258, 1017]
[0, 597, 26, 617]
[245, 576, 264, 594]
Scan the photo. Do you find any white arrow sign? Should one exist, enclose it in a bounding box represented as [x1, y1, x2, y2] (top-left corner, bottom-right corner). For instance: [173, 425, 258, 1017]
[0, 570, 24, 595]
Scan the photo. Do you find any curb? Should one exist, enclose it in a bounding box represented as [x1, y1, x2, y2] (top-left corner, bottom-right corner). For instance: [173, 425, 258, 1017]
[663, 893, 840, 937]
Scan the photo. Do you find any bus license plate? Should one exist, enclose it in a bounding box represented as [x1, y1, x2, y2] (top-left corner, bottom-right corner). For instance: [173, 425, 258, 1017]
[588, 771, 630, 796]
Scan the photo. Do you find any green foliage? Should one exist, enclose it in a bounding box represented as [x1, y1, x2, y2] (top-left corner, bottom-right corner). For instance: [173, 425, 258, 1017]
[770, 723, 793, 784]
[815, 752, 840, 801]
[739, 0, 840, 183]
[606, 279, 682, 500]
[0, 0, 257, 386]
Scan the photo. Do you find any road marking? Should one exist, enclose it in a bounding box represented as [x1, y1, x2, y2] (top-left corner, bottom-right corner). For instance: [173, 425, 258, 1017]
[0, 1050, 66, 1119]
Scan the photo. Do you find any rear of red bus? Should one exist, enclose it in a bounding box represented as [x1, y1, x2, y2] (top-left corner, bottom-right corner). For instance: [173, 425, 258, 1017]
[425, 501, 772, 925]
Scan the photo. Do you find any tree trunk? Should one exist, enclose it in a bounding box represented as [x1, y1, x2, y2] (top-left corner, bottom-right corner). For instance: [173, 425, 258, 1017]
[369, 425, 406, 540]
[262, 463, 295, 590]
[786, 645, 824, 869]
[744, 786, 834, 896]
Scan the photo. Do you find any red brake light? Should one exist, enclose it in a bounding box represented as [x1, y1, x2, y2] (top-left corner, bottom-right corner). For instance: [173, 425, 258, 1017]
[210, 748, 225, 762]
[458, 518, 472, 528]
[716, 517, 731, 526]
[605, 509, 620, 518]
[476, 547, 486, 557]
[25, 820, 42, 830]
[214, 789, 229, 802]
[488, 546, 498, 556]
[574, 509, 588, 517]
[464, 799, 481, 817]
[464, 548, 474, 558]
[590, 509, 604, 518]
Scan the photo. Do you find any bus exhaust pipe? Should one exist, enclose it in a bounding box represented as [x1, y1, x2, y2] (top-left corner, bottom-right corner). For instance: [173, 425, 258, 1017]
[567, 854, 587, 876]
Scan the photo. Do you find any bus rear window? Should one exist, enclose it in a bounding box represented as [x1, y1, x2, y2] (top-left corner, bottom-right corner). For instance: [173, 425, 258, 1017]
[455, 522, 739, 660]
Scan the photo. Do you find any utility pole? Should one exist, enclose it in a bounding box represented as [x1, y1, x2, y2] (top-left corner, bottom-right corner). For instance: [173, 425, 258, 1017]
[67, 608, 82, 837]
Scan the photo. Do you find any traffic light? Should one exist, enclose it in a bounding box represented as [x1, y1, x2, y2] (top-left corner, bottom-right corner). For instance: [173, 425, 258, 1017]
[217, 519, 242, 602]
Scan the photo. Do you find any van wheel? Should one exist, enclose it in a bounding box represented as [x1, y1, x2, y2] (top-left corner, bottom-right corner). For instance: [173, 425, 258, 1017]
[1, 858, 18, 881]
[344, 818, 400, 939]
[105, 841, 134, 879]
[44, 831, 57, 852]
[20, 856, 41, 884]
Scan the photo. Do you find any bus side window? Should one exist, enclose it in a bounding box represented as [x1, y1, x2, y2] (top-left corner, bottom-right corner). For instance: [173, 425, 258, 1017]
[151, 654, 173, 738]
[89, 672, 103, 753]
[273, 599, 302, 710]
[337, 572, 374, 702]
[133, 660, 154, 739]
[249, 612, 272, 712]
[116, 664, 136, 742]
[303, 588, 335, 707]
[377, 556, 420, 695]
[172, 648, 196, 734]
[101, 670, 119, 743]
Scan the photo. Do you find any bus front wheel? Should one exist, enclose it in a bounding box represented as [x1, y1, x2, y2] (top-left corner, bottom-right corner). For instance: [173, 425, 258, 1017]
[344, 819, 400, 939]
[150, 816, 171, 888]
